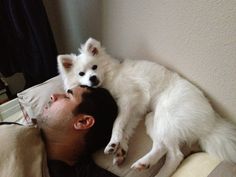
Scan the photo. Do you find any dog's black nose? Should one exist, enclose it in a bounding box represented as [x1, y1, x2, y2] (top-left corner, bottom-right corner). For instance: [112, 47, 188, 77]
[89, 76, 99, 86]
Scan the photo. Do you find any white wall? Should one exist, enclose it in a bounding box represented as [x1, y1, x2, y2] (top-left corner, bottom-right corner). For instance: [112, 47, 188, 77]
[102, 0, 236, 123]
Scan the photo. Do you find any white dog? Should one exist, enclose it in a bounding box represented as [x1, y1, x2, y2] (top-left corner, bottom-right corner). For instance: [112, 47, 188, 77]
[58, 38, 236, 177]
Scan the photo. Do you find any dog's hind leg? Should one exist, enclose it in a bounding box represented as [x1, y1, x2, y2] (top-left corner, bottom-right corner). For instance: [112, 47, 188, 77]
[131, 141, 167, 170]
[131, 112, 167, 170]
[155, 148, 183, 177]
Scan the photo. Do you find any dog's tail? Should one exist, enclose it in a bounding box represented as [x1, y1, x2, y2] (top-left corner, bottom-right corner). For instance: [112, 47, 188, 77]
[200, 115, 236, 163]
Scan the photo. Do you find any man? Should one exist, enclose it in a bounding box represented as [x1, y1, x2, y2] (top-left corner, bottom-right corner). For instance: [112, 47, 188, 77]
[0, 86, 118, 177]
[36, 86, 119, 177]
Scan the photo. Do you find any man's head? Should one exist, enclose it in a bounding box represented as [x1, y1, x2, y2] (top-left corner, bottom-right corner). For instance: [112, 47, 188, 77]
[38, 86, 118, 155]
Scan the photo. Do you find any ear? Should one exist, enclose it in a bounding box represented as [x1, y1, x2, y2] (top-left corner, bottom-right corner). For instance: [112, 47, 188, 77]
[57, 55, 75, 73]
[73, 115, 95, 130]
[81, 38, 101, 56]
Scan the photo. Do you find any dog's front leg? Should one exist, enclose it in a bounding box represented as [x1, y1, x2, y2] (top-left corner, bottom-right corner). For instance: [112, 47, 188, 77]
[104, 95, 140, 165]
[105, 114, 144, 165]
[104, 111, 130, 165]
[105, 90, 146, 165]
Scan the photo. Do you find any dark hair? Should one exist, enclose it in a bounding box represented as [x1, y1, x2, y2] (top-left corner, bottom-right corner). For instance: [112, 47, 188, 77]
[73, 87, 118, 154]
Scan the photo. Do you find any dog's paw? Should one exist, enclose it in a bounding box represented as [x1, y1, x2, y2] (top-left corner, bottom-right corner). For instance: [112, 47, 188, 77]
[104, 142, 120, 154]
[131, 161, 150, 171]
[113, 147, 127, 166]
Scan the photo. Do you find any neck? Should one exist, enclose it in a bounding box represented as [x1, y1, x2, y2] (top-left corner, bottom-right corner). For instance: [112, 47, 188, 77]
[42, 130, 86, 165]
[103, 55, 121, 85]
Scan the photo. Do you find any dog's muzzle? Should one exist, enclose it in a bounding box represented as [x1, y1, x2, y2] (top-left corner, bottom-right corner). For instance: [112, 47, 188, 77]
[89, 75, 100, 87]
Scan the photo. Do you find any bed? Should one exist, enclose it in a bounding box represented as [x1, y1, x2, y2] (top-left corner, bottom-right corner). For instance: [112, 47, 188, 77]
[0, 76, 235, 177]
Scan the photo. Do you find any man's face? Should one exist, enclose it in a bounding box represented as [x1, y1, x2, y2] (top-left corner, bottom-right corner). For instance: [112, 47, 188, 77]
[37, 86, 88, 131]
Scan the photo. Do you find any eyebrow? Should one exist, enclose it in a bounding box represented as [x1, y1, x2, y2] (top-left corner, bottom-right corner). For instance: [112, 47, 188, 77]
[67, 89, 73, 95]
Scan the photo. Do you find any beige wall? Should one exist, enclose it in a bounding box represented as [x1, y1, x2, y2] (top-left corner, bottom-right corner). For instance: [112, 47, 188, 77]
[102, 0, 236, 123]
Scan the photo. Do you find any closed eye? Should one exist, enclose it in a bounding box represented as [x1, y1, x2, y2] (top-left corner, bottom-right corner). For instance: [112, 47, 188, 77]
[64, 95, 70, 99]
[65, 89, 73, 99]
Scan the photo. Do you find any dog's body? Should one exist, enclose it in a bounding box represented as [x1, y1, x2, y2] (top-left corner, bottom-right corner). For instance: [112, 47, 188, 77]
[58, 38, 236, 177]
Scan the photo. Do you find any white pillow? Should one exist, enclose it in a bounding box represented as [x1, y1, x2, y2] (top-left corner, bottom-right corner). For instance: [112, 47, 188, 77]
[17, 75, 64, 120]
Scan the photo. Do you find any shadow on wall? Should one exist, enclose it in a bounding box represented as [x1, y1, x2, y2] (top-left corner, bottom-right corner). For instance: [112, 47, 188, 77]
[42, 0, 68, 53]
[42, 0, 102, 54]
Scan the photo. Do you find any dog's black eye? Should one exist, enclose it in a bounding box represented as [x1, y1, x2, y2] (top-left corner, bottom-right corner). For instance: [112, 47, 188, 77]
[92, 65, 97, 70]
[79, 72, 85, 76]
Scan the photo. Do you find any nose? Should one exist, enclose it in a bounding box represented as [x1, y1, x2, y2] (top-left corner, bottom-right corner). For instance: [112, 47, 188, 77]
[50, 94, 63, 102]
[89, 76, 99, 86]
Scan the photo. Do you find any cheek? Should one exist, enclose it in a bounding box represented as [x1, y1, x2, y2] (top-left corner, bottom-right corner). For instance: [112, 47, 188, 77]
[44, 107, 71, 126]
[44, 102, 66, 117]
[96, 70, 104, 82]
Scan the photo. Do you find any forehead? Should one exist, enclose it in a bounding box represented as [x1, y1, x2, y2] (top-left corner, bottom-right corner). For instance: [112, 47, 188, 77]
[71, 86, 89, 99]
[76, 54, 95, 66]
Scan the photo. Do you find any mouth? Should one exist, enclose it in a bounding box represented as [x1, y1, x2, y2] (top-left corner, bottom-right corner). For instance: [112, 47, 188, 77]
[91, 79, 101, 87]
[79, 77, 101, 88]
[44, 101, 52, 109]
[79, 85, 99, 89]
[91, 83, 100, 88]
[79, 82, 100, 88]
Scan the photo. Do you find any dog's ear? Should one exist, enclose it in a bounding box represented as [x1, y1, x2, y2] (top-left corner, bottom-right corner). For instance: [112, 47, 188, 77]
[81, 38, 101, 56]
[57, 55, 75, 73]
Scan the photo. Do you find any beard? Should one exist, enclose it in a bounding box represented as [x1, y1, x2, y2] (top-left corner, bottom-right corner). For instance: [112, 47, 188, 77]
[36, 99, 53, 127]
[35, 113, 48, 128]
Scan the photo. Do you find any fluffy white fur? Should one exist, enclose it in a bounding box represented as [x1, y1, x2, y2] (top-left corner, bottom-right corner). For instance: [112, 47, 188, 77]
[58, 38, 236, 177]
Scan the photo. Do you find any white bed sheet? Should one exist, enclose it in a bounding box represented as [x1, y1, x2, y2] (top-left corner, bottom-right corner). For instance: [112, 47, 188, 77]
[0, 98, 24, 122]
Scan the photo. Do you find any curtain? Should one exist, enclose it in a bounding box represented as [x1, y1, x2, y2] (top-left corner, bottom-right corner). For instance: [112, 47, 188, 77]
[0, 0, 58, 88]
